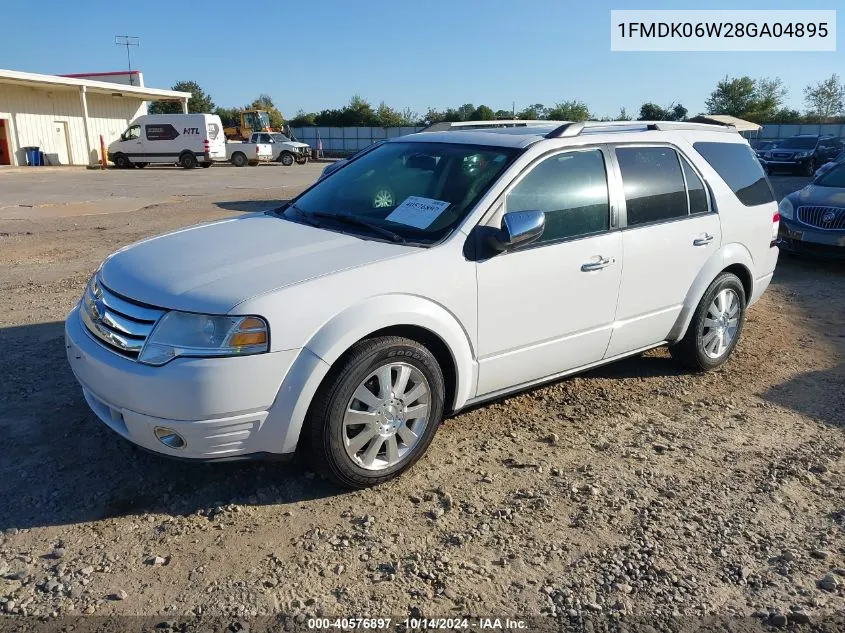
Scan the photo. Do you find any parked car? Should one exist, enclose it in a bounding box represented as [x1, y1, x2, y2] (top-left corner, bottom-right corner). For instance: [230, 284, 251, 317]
[250, 132, 310, 165]
[66, 120, 779, 488]
[754, 141, 779, 159]
[778, 162, 845, 259]
[108, 114, 227, 169]
[813, 149, 845, 179]
[760, 134, 842, 176]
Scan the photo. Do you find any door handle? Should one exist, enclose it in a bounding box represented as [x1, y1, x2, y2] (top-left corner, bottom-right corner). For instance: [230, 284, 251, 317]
[581, 256, 612, 272]
[693, 234, 714, 246]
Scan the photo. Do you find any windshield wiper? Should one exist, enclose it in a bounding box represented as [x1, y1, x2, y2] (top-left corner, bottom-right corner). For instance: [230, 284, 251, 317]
[278, 202, 322, 228]
[309, 211, 407, 243]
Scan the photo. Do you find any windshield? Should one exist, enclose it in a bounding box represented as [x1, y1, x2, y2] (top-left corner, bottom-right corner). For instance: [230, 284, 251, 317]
[287, 141, 517, 244]
[816, 163, 845, 188]
[271, 133, 290, 142]
[778, 137, 817, 150]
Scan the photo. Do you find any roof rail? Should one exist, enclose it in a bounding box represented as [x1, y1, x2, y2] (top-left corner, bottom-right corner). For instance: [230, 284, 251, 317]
[421, 119, 565, 133]
[545, 119, 737, 139]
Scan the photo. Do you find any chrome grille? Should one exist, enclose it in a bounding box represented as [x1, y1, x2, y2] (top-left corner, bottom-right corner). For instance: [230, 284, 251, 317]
[797, 206, 845, 230]
[80, 276, 164, 358]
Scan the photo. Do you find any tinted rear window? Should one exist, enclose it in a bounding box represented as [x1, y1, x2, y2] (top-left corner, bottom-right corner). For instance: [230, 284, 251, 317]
[693, 142, 775, 207]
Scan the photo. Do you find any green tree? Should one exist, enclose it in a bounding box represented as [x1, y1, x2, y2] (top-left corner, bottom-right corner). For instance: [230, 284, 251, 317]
[344, 94, 378, 126]
[288, 109, 317, 127]
[214, 106, 240, 127]
[149, 80, 215, 114]
[804, 74, 845, 119]
[770, 108, 802, 123]
[705, 76, 758, 117]
[517, 103, 547, 119]
[616, 107, 632, 121]
[546, 100, 591, 121]
[470, 105, 496, 120]
[495, 109, 513, 120]
[638, 102, 668, 120]
[375, 102, 407, 127]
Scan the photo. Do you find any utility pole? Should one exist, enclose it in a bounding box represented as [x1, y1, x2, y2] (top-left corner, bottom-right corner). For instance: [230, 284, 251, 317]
[114, 36, 140, 85]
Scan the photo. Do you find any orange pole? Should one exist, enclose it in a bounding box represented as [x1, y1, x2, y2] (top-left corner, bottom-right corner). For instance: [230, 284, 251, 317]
[99, 135, 107, 169]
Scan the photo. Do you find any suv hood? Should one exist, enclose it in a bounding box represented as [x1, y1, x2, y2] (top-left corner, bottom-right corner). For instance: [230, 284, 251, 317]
[99, 213, 415, 314]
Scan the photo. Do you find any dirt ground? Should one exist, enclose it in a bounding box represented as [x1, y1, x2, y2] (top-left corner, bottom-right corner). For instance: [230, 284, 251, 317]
[0, 171, 843, 632]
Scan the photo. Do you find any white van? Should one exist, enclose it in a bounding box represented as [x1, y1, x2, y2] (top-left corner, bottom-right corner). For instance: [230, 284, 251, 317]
[108, 114, 227, 169]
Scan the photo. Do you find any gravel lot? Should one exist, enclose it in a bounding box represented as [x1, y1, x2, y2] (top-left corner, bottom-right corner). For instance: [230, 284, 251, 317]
[0, 170, 842, 631]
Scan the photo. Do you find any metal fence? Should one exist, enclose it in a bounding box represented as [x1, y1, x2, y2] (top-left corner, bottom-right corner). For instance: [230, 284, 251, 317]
[290, 126, 425, 155]
[757, 123, 845, 141]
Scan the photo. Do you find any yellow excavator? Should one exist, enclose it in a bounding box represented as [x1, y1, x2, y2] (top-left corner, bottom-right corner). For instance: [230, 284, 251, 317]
[224, 110, 277, 141]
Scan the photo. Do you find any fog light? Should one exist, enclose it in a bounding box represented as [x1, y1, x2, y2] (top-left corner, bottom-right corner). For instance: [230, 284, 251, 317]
[154, 427, 186, 449]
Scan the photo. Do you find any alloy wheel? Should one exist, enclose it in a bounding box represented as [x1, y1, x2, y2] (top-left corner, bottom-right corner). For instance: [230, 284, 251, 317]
[701, 288, 740, 359]
[343, 362, 431, 470]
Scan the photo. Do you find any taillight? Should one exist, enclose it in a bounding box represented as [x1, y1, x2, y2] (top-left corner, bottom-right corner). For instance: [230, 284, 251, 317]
[771, 211, 780, 246]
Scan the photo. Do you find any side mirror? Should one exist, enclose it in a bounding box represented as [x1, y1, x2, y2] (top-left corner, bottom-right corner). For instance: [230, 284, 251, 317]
[487, 210, 545, 252]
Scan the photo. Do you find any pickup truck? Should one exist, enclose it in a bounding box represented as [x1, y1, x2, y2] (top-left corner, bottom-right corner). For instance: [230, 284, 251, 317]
[223, 142, 273, 167]
[249, 132, 310, 166]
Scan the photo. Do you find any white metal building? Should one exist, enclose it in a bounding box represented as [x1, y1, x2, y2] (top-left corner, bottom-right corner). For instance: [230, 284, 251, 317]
[0, 69, 190, 167]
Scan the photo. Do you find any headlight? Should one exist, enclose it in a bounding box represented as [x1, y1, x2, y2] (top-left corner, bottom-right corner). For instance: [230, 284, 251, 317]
[778, 197, 794, 220]
[795, 151, 810, 159]
[139, 311, 269, 366]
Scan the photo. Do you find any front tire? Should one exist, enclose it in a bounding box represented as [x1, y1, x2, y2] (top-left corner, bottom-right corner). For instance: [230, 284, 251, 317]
[306, 336, 445, 488]
[280, 151, 294, 166]
[113, 153, 132, 169]
[670, 272, 746, 371]
[803, 160, 816, 177]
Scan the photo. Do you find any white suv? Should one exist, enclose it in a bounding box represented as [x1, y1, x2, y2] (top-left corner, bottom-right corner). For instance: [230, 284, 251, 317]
[65, 121, 780, 488]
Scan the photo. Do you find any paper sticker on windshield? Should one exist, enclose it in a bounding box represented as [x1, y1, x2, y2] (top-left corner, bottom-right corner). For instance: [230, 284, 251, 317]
[385, 196, 451, 229]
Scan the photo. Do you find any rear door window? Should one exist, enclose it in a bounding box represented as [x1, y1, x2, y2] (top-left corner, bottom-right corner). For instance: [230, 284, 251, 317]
[693, 142, 775, 206]
[615, 146, 688, 226]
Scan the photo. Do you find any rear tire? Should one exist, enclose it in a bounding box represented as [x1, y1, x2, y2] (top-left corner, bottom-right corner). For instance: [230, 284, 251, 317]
[669, 272, 746, 372]
[231, 152, 248, 167]
[280, 151, 294, 166]
[179, 153, 198, 169]
[306, 336, 445, 488]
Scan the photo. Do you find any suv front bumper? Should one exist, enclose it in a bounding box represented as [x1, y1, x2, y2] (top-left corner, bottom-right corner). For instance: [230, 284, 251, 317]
[65, 305, 302, 460]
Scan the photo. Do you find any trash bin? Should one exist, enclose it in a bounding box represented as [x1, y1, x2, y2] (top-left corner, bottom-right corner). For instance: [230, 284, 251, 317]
[23, 146, 41, 166]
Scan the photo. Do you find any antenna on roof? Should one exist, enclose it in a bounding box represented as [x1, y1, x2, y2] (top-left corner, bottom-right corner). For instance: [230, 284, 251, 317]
[114, 36, 140, 86]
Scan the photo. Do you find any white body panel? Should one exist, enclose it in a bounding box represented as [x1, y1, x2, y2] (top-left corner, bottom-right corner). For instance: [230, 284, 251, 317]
[224, 141, 273, 163]
[476, 232, 623, 395]
[606, 213, 722, 357]
[67, 122, 780, 460]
